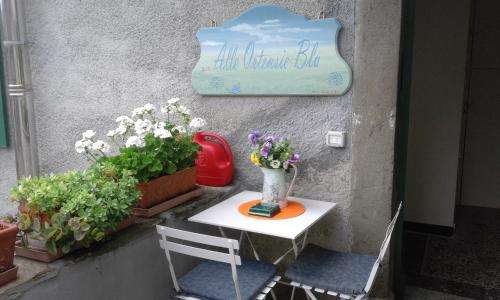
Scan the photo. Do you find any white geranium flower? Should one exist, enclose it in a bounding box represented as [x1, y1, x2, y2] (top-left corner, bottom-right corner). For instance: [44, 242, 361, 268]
[161, 105, 174, 114]
[131, 107, 146, 117]
[92, 140, 110, 153]
[116, 116, 134, 127]
[270, 160, 281, 169]
[75, 139, 93, 153]
[82, 130, 96, 139]
[152, 122, 171, 139]
[177, 105, 190, 115]
[154, 128, 172, 139]
[107, 129, 116, 138]
[189, 117, 206, 128]
[174, 125, 186, 133]
[143, 103, 156, 113]
[134, 119, 153, 136]
[125, 136, 145, 148]
[75, 140, 86, 154]
[167, 97, 180, 105]
[115, 125, 127, 135]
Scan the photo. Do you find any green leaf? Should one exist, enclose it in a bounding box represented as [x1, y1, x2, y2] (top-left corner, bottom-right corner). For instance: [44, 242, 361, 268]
[62, 243, 72, 254]
[73, 230, 87, 241]
[46, 240, 57, 255]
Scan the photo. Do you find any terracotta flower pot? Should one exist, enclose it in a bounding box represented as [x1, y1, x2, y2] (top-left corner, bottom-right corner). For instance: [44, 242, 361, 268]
[136, 167, 197, 209]
[0, 222, 18, 272]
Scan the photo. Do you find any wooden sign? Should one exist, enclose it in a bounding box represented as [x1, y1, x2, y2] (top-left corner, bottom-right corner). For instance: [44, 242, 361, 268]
[192, 5, 352, 96]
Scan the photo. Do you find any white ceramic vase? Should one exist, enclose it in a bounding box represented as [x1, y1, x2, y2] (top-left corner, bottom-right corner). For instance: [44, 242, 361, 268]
[261, 165, 297, 208]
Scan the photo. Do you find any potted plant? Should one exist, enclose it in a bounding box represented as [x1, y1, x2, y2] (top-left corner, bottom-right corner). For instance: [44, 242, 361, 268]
[10, 164, 139, 262]
[248, 131, 300, 208]
[74, 98, 204, 212]
[0, 220, 18, 286]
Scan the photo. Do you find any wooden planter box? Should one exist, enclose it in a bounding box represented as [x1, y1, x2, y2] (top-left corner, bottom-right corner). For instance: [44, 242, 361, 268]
[15, 216, 135, 263]
[134, 167, 199, 216]
[0, 222, 18, 286]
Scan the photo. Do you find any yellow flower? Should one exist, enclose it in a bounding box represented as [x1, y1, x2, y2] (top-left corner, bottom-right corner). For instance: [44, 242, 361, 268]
[250, 152, 261, 166]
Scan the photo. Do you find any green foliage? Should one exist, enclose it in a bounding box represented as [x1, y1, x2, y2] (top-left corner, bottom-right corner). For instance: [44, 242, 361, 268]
[11, 164, 139, 255]
[101, 125, 201, 183]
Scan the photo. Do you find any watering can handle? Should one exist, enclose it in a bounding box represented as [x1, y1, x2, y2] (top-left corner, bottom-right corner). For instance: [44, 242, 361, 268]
[285, 164, 298, 201]
[197, 132, 233, 163]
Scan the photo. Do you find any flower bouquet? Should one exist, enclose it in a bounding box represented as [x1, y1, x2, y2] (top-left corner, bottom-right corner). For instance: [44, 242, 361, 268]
[248, 131, 299, 208]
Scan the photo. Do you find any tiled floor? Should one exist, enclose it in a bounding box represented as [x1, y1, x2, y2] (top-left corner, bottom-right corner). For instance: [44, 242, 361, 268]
[405, 286, 473, 300]
[403, 205, 500, 300]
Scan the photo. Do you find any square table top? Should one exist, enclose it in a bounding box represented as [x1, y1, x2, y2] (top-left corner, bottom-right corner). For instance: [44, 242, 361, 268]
[188, 190, 337, 240]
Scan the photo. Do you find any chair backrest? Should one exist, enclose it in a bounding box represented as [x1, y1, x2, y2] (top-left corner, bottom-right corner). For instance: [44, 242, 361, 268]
[363, 202, 403, 295]
[156, 225, 243, 300]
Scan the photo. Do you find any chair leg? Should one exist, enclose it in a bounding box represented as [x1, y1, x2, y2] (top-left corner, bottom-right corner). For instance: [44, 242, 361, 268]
[290, 286, 296, 300]
[270, 289, 277, 300]
[304, 288, 318, 300]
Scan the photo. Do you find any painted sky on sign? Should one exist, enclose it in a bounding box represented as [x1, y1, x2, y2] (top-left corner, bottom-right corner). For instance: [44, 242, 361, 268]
[198, 5, 340, 51]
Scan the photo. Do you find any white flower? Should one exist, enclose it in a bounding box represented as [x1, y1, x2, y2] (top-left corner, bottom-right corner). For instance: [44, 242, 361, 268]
[82, 130, 96, 139]
[92, 140, 110, 153]
[125, 136, 145, 148]
[134, 119, 153, 136]
[189, 117, 206, 128]
[107, 129, 116, 138]
[75, 139, 93, 154]
[270, 160, 281, 169]
[75, 140, 86, 154]
[115, 125, 128, 135]
[152, 122, 171, 139]
[167, 97, 180, 105]
[143, 103, 156, 113]
[174, 125, 186, 133]
[154, 128, 172, 139]
[132, 107, 146, 117]
[177, 105, 190, 115]
[161, 105, 175, 114]
[116, 116, 134, 127]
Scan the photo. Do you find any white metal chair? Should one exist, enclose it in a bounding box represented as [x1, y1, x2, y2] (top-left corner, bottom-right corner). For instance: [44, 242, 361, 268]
[284, 203, 402, 300]
[157, 225, 281, 300]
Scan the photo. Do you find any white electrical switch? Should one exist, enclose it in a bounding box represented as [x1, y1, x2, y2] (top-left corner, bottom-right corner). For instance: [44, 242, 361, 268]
[326, 131, 346, 147]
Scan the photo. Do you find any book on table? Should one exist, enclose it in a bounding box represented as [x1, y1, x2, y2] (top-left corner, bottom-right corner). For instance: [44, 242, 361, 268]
[248, 202, 280, 217]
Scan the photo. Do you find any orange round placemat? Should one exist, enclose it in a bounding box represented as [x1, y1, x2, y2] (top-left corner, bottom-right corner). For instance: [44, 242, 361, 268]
[238, 200, 305, 220]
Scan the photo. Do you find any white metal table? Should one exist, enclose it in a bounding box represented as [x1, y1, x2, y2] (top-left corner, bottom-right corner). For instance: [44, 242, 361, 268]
[188, 190, 337, 264]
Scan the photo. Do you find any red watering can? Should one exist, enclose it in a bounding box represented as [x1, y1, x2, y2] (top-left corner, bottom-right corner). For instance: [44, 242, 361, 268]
[193, 132, 234, 186]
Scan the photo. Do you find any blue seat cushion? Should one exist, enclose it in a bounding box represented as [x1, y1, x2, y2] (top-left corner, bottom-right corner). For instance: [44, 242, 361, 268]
[285, 244, 377, 295]
[178, 259, 277, 300]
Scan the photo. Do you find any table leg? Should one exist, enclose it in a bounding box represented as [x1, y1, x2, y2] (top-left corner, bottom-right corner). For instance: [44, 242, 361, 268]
[301, 229, 309, 250]
[237, 231, 244, 255]
[244, 232, 261, 261]
[292, 239, 299, 258]
[218, 227, 227, 238]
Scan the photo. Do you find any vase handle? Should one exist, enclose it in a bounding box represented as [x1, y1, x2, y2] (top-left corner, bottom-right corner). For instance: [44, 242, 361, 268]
[285, 164, 298, 201]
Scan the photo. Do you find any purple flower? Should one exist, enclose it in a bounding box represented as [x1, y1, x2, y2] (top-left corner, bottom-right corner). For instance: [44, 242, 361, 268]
[248, 130, 262, 145]
[261, 140, 272, 158]
[288, 154, 300, 164]
[264, 136, 274, 143]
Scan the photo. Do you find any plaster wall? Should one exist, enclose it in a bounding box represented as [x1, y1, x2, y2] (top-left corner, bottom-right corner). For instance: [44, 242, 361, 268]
[21, 0, 356, 252]
[404, 0, 471, 227]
